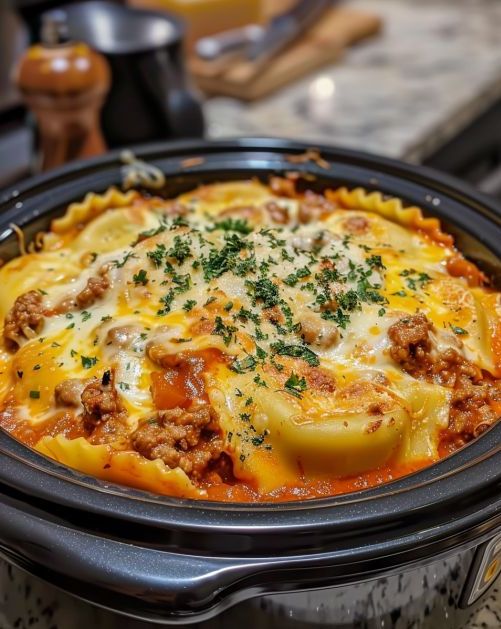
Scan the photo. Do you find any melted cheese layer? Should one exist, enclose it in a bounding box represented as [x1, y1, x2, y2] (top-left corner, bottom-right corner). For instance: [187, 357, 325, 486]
[0, 180, 499, 500]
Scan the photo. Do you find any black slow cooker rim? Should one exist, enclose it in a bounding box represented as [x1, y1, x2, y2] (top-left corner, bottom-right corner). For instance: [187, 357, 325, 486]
[0, 138, 500, 547]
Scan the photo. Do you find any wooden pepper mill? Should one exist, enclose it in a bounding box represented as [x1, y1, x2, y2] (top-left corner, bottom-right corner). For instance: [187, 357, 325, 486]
[15, 11, 111, 171]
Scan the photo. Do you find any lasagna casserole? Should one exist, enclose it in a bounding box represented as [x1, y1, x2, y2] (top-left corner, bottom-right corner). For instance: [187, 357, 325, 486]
[0, 178, 500, 501]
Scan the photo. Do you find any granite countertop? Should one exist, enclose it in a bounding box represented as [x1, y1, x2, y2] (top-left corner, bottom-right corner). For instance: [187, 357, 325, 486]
[205, 0, 501, 163]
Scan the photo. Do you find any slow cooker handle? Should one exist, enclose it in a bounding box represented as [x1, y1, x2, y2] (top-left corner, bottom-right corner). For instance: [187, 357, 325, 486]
[0, 499, 264, 622]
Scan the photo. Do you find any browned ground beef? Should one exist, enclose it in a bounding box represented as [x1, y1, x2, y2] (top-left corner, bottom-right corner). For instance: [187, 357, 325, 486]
[219, 205, 257, 219]
[55, 378, 92, 406]
[388, 313, 432, 375]
[388, 313, 501, 439]
[131, 402, 223, 480]
[269, 176, 297, 198]
[105, 325, 142, 349]
[89, 416, 129, 445]
[343, 215, 369, 234]
[162, 201, 188, 217]
[298, 191, 336, 224]
[263, 201, 289, 224]
[449, 376, 501, 438]
[3, 291, 44, 349]
[81, 372, 125, 430]
[76, 275, 110, 308]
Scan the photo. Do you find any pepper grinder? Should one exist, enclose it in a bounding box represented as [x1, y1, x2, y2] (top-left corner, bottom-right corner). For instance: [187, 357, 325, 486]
[15, 11, 110, 172]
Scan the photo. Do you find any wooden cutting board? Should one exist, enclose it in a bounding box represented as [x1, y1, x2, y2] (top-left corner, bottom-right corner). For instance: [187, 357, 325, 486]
[189, 3, 382, 101]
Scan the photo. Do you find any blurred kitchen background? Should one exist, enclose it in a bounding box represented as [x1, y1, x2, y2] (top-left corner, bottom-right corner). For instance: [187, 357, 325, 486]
[2, 0, 501, 197]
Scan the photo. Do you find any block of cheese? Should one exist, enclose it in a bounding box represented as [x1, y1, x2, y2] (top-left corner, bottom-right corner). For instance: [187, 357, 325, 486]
[128, 0, 263, 49]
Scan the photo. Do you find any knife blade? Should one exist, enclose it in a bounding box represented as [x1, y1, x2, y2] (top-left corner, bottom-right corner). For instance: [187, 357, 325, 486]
[246, 0, 333, 63]
[196, 24, 264, 62]
[195, 0, 334, 64]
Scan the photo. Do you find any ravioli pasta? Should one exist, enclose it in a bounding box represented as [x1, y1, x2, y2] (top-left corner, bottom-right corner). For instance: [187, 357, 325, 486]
[1, 178, 500, 501]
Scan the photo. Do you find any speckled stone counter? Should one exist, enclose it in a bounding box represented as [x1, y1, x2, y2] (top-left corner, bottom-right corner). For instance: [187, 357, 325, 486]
[205, 0, 501, 163]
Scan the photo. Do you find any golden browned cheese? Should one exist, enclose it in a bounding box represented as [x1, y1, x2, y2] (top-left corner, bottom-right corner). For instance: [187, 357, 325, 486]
[0, 179, 500, 501]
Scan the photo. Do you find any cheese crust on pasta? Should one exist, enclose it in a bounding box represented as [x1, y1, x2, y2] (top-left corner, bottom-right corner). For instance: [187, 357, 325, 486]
[1, 178, 500, 501]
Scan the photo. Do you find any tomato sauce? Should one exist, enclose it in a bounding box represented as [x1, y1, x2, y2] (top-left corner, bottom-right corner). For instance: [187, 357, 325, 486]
[446, 254, 487, 287]
[203, 460, 428, 503]
[2, 408, 86, 448]
[151, 349, 225, 410]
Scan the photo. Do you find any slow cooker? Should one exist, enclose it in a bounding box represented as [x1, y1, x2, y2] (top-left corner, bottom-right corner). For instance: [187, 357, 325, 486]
[0, 139, 500, 629]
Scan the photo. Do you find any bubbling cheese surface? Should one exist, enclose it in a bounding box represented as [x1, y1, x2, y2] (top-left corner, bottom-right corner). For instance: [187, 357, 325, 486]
[0, 180, 500, 501]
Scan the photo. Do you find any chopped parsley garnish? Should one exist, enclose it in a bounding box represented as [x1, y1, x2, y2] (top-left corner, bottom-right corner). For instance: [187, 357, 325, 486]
[337, 289, 359, 312]
[201, 233, 249, 280]
[284, 372, 308, 398]
[29, 390, 40, 399]
[171, 215, 189, 229]
[450, 325, 468, 335]
[135, 218, 169, 243]
[399, 269, 431, 291]
[81, 310, 92, 321]
[171, 272, 191, 292]
[253, 374, 268, 388]
[271, 341, 319, 366]
[212, 316, 237, 346]
[321, 308, 351, 329]
[167, 235, 192, 264]
[231, 355, 257, 374]
[233, 254, 257, 277]
[366, 255, 385, 269]
[208, 218, 253, 235]
[113, 251, 137, 268]
[158, 290, 175, 315]
[246, 277, 280, 309]
[157, 269, 192, 315]
[147, 244, 167, 268]
[259, 228, 286, 249]
[133, 269, 148, 286]
[183, 299, 197, 312]
[251, 435, 265, 446]
[81, 355, 98, 369]
[284, 266, 311, 287]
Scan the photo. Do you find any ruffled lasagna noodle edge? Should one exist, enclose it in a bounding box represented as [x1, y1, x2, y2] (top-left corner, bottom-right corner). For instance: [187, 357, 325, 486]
[326, 187, 454, 247]
[50, 188, 139, 234]
[36, 435, 204, 498]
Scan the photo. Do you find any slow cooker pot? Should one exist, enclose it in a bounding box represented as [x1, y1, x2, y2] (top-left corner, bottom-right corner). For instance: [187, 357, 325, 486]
[0, 139, 500, 629]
